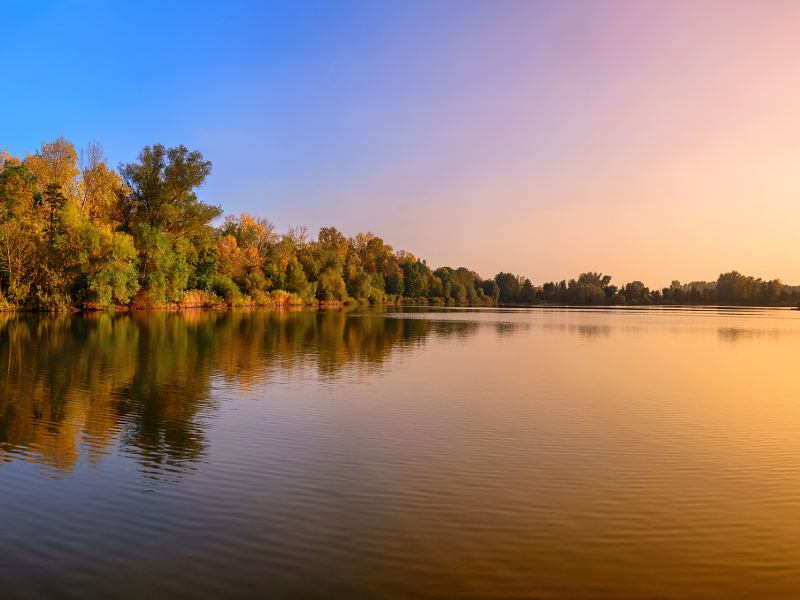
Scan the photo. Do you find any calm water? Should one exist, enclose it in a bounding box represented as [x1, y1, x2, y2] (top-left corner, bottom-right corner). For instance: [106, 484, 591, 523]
[2, 307, 800, 599]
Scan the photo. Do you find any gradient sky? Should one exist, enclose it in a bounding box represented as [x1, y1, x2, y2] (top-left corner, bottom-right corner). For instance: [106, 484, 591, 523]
[2, 0, 799, 287]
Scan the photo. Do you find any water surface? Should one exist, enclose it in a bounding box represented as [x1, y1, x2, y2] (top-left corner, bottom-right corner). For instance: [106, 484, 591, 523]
[1, 307, 799, 599]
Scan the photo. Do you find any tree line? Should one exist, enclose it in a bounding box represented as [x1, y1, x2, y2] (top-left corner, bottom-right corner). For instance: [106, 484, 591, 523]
[1, 138, 797, 310]
[495, 271, 800, 306]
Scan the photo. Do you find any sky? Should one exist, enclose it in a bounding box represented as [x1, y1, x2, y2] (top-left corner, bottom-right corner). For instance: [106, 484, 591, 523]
[2, 0, 800, 288]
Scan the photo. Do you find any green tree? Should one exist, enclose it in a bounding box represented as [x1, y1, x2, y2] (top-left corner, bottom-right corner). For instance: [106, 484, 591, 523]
[622, 281, 650, 305]
[348, 270, 372, 302]
[285, 259, 314, 299]
[385, 270, 404, 296]
[0, 159, 40, 303]
[53, 203, 139, 307]
[116, 145, 220, 304]
[316, 266, 347, 301]
[482, 279, 500, 303]
[400, 255, 431, 298]
[495, 272, 522, 303]
[520, 278, 537, 303]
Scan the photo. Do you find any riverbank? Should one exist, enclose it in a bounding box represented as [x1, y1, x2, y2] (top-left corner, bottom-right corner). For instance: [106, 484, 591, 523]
[0, 292, 497, 313]
[4, 297, 799, 313]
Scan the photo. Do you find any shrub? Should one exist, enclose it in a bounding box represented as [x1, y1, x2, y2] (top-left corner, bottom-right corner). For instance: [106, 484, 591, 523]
[211, 274, 242, 305]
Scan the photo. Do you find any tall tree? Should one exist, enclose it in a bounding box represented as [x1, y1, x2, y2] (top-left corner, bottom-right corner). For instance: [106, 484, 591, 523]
[78, 142, 121, 223]
[116, 144, 219, 238]
[116, 145, 220, 304]
[25, 137, 79, 202]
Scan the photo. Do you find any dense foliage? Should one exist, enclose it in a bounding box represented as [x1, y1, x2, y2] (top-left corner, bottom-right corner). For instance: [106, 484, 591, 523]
[1, 139, 798, 310]
[497, 271, 800, 307]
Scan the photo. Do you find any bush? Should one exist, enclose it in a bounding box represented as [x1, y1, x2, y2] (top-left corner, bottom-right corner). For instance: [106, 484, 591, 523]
[239, 269, 268, 296]
[211, 274, 242, 305]
[316, 267, 347, 301]
[368, 286, 385, 305]
[180, 289, 223, 308]
[246, 288, 264, 305]
[284, 260, 315, 300]
[269, 290, 307, 306]
[348, 270, 372, 302]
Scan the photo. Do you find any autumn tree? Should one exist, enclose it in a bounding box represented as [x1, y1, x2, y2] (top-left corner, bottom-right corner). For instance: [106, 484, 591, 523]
[78, 142, 122, 224]
[25, 137, 79, 202]
[0, 157, 40, 302]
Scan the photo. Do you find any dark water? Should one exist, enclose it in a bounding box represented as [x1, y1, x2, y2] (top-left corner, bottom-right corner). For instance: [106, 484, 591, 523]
[2, 307, 800, 599]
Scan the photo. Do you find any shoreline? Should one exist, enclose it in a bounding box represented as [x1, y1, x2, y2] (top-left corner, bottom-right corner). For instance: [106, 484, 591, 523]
[2, 300, 798, 314]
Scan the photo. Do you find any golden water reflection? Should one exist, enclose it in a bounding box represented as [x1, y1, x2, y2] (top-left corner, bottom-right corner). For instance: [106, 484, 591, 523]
[3, 307, 800, 598]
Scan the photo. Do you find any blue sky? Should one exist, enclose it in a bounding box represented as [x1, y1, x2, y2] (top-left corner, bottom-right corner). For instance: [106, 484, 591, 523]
[2, 1, 528, 248]
[3, 1, 800, 285]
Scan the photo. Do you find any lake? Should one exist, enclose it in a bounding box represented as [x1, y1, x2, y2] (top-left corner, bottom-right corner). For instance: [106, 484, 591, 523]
[1, 307, 799, 599]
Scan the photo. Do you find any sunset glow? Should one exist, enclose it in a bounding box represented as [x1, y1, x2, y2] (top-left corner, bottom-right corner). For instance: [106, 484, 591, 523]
[4, 1, 800, 287]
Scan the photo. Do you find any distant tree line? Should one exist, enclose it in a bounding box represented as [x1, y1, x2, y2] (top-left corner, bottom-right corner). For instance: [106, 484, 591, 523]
[1, 139, 797, 310]
[494, 271, 800, 307]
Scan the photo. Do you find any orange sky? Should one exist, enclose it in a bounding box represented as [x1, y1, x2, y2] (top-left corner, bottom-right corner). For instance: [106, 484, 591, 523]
[345, 1, 800, 288]
[274, 1, 800, 288]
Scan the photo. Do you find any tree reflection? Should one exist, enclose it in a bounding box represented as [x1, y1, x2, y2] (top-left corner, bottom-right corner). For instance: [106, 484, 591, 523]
[0, 309, 473, 474]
